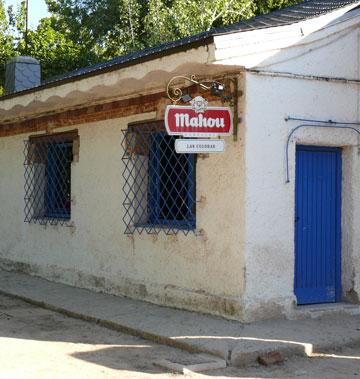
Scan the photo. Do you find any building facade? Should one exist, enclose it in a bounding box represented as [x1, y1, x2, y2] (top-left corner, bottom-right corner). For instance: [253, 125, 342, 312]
[0, 0, 359, 322]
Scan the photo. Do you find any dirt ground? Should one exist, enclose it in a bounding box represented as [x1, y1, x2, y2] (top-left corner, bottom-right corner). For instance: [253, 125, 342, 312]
[0, 294, 359, 379]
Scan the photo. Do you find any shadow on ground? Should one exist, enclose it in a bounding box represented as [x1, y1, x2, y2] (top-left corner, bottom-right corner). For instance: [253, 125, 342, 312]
[1, 294, 360, 378]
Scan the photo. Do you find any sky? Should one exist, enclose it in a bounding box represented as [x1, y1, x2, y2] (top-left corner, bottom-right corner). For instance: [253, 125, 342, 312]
[5, 0, 50, 28]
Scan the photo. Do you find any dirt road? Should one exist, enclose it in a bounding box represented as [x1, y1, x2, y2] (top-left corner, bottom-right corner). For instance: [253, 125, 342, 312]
[0, 294, 359, 378]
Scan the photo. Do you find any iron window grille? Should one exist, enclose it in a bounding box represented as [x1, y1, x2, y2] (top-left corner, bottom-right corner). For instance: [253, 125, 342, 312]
[122, 121, 196, 235]
[24, 131, 78, 226]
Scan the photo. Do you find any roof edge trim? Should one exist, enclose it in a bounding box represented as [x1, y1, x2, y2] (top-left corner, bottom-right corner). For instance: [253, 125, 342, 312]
[0, 36, 214, 102]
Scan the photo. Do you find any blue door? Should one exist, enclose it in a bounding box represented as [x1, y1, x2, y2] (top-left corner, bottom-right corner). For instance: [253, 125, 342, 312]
[295, 145, 342, 305]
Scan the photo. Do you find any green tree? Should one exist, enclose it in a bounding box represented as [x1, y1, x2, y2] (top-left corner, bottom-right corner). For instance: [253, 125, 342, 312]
[255, 0, 299, 14]
[18, 17, 85, 80]
[144, 0, 257, 46]
[0, 0, 302, 91]
[9, 1, 91, 84]
[0, 0, 14, 94]
[43, 0, 301, 66]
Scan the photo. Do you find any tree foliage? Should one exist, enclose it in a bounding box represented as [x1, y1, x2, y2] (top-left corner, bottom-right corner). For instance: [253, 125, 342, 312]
[0, 0, 301, 94]
[0, 0, 14, 94]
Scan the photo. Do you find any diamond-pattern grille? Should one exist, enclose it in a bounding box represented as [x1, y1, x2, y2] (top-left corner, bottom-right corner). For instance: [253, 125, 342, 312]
[122, 122, 196, 235]
[24, 133, 76, 226]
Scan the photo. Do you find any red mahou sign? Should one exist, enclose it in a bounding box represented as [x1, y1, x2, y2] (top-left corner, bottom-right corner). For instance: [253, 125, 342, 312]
[165, 105, 233, 137]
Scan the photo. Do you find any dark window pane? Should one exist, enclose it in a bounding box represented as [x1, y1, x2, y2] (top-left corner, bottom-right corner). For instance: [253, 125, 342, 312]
[121, 122, 196, 235]
[148, 133, 195, 227]
[158, 136, 190, 221]
[46, 142, 72, 218]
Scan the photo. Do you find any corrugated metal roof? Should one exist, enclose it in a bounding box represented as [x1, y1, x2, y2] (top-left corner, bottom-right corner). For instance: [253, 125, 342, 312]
[42, 30, 211, 85]
[213, 0, 359, 33]
[5, 0, 360, 98]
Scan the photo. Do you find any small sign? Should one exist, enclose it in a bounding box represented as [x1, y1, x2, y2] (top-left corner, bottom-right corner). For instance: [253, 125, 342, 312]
[175, 139, 225, 154]
[165, 96, 233, 137]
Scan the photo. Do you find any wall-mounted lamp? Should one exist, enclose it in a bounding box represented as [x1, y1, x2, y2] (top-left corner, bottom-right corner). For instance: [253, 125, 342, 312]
[166, 74, 231, 104]
[210, 82, 225, 97]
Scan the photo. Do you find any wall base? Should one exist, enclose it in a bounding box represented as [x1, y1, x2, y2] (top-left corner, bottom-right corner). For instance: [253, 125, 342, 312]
[242, 296, 296, 323]
[0, 257, 245, 321]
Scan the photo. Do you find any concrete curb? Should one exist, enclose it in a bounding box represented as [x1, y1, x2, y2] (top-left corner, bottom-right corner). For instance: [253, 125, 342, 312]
[3, 288, 360, 368]
[1, 272, 360, 369]
[231, 333, 360, 367]
[231, 342, 310, 367]
[154, 356, 227, 374]
[0, 289, 218, 358]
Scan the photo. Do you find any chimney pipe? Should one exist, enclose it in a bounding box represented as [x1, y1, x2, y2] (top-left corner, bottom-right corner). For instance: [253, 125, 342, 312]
[5, 56, 41, 94]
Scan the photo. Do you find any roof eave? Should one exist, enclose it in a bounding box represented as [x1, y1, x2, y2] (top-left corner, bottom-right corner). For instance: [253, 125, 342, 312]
[0, 35, 214, 102]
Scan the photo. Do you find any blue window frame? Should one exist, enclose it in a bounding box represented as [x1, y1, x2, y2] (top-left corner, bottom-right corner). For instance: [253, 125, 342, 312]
[148, 133, 195, 229]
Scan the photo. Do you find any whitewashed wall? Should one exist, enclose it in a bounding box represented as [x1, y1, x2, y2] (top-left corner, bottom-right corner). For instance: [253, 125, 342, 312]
[240, 21, 360, 320]
[243, 74, 360, 320]
[0, 107, 247, 320]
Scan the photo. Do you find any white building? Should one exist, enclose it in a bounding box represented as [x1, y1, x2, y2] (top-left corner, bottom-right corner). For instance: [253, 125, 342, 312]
[0, 0, 359, 322]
